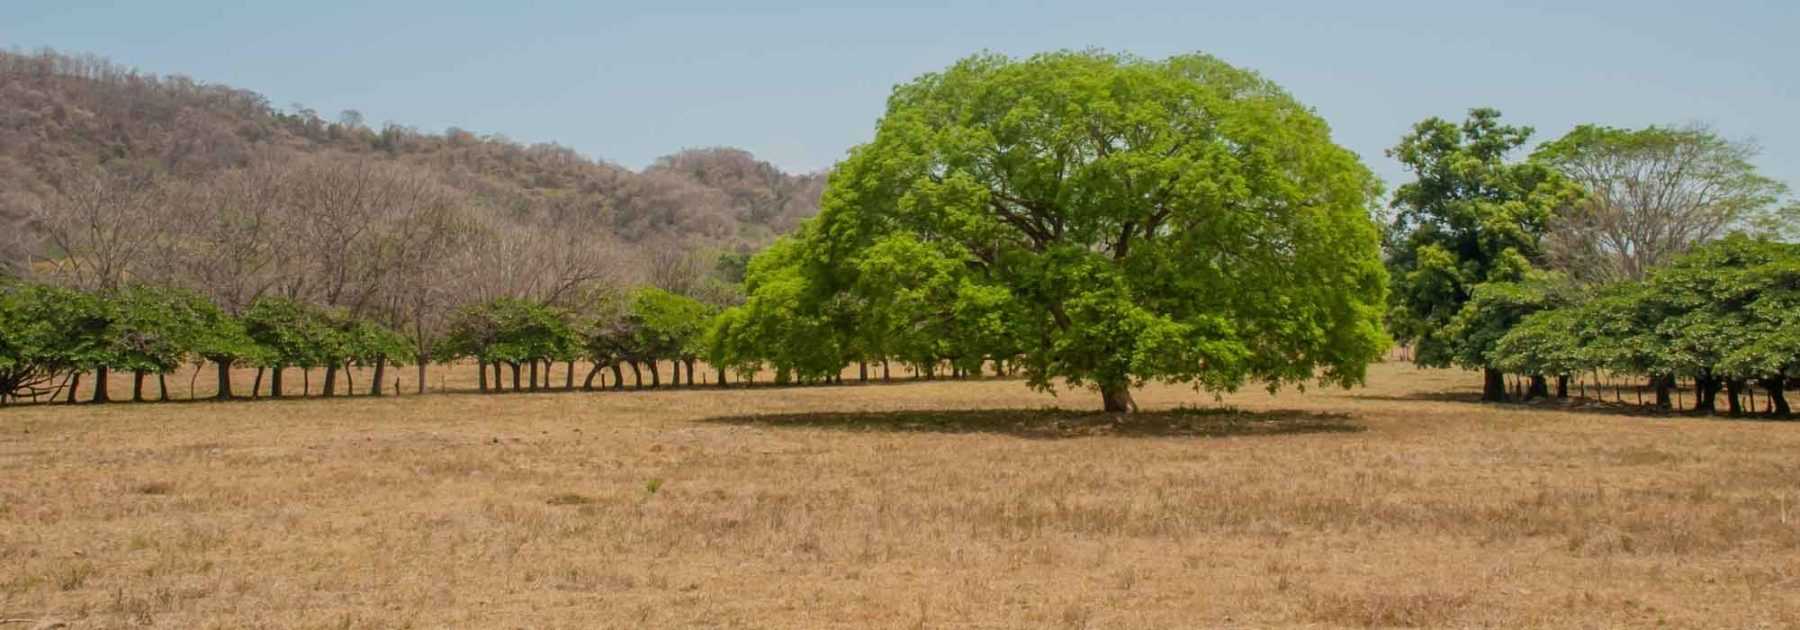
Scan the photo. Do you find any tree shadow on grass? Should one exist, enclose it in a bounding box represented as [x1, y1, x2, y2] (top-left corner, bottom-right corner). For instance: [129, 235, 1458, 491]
[700, 407, 1364, 440]
[1351, 390, 1797, 421]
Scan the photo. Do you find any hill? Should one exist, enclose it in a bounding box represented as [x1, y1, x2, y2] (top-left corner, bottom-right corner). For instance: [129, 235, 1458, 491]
[0, 48, 825, 277]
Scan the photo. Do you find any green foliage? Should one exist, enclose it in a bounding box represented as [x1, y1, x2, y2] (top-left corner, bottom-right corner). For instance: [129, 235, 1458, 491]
[1442, 274, 1572, 372]
[108, 284, 250, 374]
[1385, 108, 1577, 368]
[243, 298, 335, 369]
[728, 51, 1389, 404]
[1488, 237, 1800, 395]
[629, 287, 712, 362]
[437, 298, 575, 366]
[0, 282, 106, 398]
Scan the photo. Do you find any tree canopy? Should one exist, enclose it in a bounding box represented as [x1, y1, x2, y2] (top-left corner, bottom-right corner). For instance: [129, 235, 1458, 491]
[720, 51, 1390, 411]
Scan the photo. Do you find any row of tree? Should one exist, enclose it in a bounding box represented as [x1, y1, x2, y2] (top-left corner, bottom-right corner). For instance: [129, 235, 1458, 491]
[1476, 237, 1797, 416]
[1384, 108, 1796, 416]
[0, 281, 732, 404]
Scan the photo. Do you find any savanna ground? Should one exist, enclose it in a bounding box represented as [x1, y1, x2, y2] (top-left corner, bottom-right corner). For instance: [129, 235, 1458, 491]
[2, 361, 1798, 629]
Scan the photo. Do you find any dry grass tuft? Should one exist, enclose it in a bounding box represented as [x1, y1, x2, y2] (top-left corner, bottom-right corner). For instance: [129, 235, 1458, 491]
[1304, 587, 1474, 627]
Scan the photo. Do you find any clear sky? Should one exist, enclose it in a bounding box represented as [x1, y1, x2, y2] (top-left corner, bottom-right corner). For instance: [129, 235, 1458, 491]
[4, 1, 1796, 192]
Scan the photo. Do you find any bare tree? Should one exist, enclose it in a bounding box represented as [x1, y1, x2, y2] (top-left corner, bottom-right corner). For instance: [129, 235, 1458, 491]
[1536, 124, 1790, 283]
[29, 166, 169, 290]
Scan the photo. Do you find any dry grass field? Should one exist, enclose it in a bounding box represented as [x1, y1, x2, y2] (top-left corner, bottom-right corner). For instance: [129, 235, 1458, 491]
[2, 361, 1798, 628]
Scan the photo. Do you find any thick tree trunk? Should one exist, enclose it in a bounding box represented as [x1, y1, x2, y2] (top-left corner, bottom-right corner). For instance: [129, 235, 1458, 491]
[611, 363, 625, 390]
[1481, 368, 1508, 402]
[323, 365, 338, 397]
[1761, 378, 1790, 418]
[510, 362, 521, 391]
[1654, 374, 1672, 409]
[583, 363, 601, 390]
[647, 360, 660, 388]
[477, 359, 489, 393]
[1526, 374, 1549, 400]
[215, 360, 233, 400]
[1555, 375, 1568, 399]
[92, 367, 110, 403]
[686, 359, 697, 386]
[565, 361, 575, 390]
[670, 359, 681, 386]
[1101, 383, 1136, 413]
[371, 358, 386, 396]
[717, 366, 727, 388]
[1725, 379, 1746, 416]
[859, 361, 868, 382]
[1695, 374, 1719, 414]
[882, 359, 891, 382]
[492, 362, 503, 391]
[66, 373, 80, 404]
[528, 360, 539, 391]
[132, 370, 146, 402]
[270, 366, 284, 399]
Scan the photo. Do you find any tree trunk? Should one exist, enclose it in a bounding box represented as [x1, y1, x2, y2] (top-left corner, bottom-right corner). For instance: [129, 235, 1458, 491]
[415, 356, 428, 395]
[1555, 375, 1568, 399]
[1481, 368, 1507, 402]
[323, 364, 338, 397]
[565, 361, 575, 390]
[492, 362, 503, 391]
[647, 360, 660, 388]
[583, 363, 601, 390]
[271, 366, 284, 399]
[629, 361, 643, 389]
[510, 362, 521, 391]
[859, 361, 868, 382]
[66, 372, 80, 404]
[528, 360, 539, 391]
[611, 363, 626, 390]
[686, 359, 697, 386]
[1101, 383, 1136, 413]
[717, 366, 727, 388]
[670, 359, 681, 386]
[1725, 379, 1745, 416]
[883, 359, 891, 382]
[1695, 374, 1719, 414]
[1526, 374, 1549, 400]
[92, 367, 110, 403]
[132, 370, 146, 402]
[1761, 378, 1791, 418]
[371, 357, 386, 396]
[477, 359, 489, 393]
[158, 373, 169, 402]
[344, 363, 356, 395]
[1654, 374, 1672, 409]
[215, 360, 233, 400]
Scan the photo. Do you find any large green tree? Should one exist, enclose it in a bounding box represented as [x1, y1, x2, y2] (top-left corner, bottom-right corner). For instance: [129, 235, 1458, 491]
[780, 51, 1389, 411]
[1385, 108, 1575, 401]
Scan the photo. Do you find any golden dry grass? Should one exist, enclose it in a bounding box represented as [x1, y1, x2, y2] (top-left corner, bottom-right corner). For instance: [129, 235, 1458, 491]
[2, 362, 1798, 628]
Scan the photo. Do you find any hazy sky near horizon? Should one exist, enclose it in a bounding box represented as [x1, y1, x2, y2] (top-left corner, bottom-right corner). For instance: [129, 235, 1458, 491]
[4, 1, 1796, 192]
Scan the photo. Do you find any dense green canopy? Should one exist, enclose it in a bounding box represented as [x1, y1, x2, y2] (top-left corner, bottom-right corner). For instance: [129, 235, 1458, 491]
[717, 50, 1391, 410]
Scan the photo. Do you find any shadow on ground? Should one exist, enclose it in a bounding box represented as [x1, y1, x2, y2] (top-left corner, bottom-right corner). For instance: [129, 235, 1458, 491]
[700, 407, 1364, 440]
[1351, 391, 1796, 421]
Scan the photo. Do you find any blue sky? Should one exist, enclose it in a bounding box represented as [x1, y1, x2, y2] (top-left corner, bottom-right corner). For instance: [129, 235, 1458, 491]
[4, 1, 1795, 192]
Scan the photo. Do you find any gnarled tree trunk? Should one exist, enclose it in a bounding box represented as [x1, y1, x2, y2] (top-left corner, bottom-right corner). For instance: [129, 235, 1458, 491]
[1101, 383, 1136, 413]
